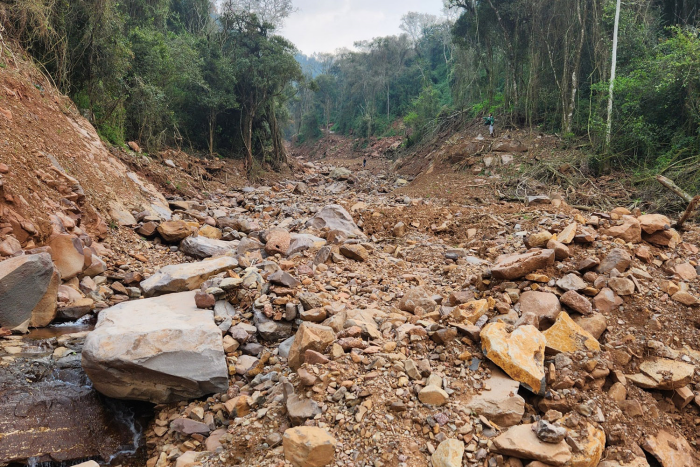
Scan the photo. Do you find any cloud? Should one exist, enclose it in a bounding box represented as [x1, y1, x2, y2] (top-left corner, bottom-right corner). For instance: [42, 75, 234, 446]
[280, 0, 446, 55]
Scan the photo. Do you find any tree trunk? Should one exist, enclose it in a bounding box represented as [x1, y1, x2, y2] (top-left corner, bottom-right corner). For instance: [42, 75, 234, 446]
[243, 111, 255, 173]
[565, 0, 588, 135]
[387, 82, 390, 120]
[208, 110, 216, 157]
[606, 0, 621, 149]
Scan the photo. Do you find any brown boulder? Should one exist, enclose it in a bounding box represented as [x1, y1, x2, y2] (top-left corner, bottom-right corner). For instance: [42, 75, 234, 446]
[398, 287, 437, 314]
[643, 228, 681, 248]
[627, 358, 695, 390]
[593, 288, 622, 313]
[339, 244, 368, 262]
[48, 234, 86, 280]
[572, 313, 608, 340]
[265, 229, 291, 256]
[157, 221, 193, 243]
[524, 231, 552, 249]
[492, 423, 572, 466]
[601, 216, 642, 243]
[560, 290, 592, 315]
[638, 214, 671, 234]
[642, 429, 697, 467]
[547, 239, 570, 260]
[136, 221, 159, 237]
[597, 248, 631, 274]
[519, 291, 561, 326]
[288, 322, 336, 370]
[0, 236, 21, 256]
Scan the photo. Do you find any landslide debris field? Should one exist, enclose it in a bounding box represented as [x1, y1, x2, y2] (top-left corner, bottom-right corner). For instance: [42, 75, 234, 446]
[3, 142, 700, 467]
[1, 62, 700, 467]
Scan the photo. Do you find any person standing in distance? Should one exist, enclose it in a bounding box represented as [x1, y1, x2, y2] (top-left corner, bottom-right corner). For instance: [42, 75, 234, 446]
[485, 113, 495, 137]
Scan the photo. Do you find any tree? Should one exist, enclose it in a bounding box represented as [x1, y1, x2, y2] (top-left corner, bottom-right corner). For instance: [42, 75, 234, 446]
[606, 0, 621, 149]
[220, 8, 301, 171]
[219, 0, 295, 28]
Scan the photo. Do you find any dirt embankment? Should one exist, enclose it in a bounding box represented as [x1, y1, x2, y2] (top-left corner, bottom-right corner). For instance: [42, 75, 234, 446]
[0, 46, 271, 253]
[294, 124, 640, 214]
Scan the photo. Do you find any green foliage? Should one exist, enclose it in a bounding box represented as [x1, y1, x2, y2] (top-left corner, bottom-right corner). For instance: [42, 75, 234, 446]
[298, 111, 322, 143]
[1, 0, 300, 172]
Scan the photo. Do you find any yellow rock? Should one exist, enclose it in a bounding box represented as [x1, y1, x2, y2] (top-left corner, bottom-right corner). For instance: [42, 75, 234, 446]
[198, 225, 222, 239]
[543, 312, 600, 354]
[481, 323, 546, 395]
[283, 427, 337, 467]
[525, 274, 550, 283]
[453, 299, 488, 323]
[558, 223, 578, 244]
[525, 231, 553, 248]
[561, 414, 605, 467]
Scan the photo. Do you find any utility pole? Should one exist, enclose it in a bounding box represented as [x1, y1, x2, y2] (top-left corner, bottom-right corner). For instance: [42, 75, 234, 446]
[605, 0, 621, 149]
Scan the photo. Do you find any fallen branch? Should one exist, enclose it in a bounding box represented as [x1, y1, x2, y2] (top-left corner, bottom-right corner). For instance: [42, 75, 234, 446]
[656, 175, 693, 203]
[656, 174, 699, 228]
[676, 195, 700, 230]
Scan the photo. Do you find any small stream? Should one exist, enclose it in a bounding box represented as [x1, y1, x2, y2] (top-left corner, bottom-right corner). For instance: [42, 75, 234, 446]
[1, 323, 154, 467]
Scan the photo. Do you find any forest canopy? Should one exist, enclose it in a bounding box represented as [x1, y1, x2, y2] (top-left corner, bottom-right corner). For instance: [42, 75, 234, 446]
[290, 0, 700, 181]
[1, 0, 700, 179]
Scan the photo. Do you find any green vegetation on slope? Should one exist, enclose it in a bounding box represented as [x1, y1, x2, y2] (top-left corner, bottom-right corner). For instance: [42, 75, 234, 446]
[291, 0, 700, 193]
[0, 0, 301, 173]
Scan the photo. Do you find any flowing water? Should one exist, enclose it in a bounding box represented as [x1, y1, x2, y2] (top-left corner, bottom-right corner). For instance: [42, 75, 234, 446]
[1, 323, 153, 467]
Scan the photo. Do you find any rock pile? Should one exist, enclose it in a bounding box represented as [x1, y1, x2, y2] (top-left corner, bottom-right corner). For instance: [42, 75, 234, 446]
[3, 157, 700, 467]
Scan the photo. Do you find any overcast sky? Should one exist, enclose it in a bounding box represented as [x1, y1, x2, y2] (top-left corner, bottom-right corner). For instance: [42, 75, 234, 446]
[280, 0, 447, 55]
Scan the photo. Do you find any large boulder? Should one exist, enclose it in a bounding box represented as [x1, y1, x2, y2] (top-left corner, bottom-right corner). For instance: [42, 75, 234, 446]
[542, 312, 600, 354]
[398, 287, 437, 314]
[601, 216, 642, 243]
[638, 214, 671, 234]
[642, 429, 697, 467]
[627, 358, 695, 390]
[306, 205, 365, 238]
[82, 291, 228, 403]
[48, 234, 86, 280]
[180, 236, 237, 259]
[596, 248, 631, 274]
[157, 220, 193, 243]
[519, 291, 561, 326]
[481, 323, 546, 395]
[329, 167, 352, 180]
[0, 253, 59, 330]
[264, 228, 291, 256]
[492, 139, 528, 153]
[140, 256, 238, 297]
[432, 439, 464, 467]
